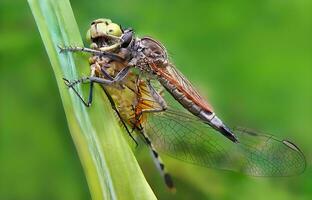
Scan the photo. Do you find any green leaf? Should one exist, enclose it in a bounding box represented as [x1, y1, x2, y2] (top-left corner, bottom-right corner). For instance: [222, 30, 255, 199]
[27, 0, 157, 199]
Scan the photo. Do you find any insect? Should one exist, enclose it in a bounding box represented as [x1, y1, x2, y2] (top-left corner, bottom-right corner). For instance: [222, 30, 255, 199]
[59, 18, 306, 190]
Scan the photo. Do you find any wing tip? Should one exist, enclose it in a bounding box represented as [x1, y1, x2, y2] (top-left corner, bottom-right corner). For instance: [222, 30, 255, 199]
[282, 139, 307, 173]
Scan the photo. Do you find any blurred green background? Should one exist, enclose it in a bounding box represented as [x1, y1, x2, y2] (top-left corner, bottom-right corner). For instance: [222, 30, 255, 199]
[1, 0, 311, 199]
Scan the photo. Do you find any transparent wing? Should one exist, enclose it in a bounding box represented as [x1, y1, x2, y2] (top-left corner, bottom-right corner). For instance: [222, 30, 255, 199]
[143, 105, 306, 176]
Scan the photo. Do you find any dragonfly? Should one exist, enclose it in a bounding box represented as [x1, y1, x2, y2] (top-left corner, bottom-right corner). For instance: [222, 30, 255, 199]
[59, 18, 306, 190]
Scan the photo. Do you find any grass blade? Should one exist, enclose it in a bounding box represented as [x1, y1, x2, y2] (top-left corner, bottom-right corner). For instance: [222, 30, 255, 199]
[27, 0, 157, 199]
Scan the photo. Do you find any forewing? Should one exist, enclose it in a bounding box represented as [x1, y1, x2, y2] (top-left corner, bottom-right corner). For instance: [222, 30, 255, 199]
[143, 108, 306, 176]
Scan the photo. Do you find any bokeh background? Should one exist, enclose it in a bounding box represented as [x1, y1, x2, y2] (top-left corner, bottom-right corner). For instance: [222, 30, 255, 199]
[1, 0, 311, 199]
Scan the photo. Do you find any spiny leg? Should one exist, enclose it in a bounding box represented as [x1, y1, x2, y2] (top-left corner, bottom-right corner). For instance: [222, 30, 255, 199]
[129, 79, 167, 133]
[101, 66, 114, 80]
[58, 45, 124, 62]
[146, 80, 167, 112]
[63, 78, 94, 107]
[63, 67, 138, 145]
[63, 73, 119, 107]
[65, 66, 131, 89]
[132, 80, 167, 128]
[64, 78, 138, 145]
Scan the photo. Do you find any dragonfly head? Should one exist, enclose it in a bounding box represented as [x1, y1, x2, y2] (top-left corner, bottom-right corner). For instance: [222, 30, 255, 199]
[86, 18, 123, 48]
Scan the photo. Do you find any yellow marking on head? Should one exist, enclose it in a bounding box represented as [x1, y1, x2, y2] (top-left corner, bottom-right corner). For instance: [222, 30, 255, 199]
[86, 18, 122, 41]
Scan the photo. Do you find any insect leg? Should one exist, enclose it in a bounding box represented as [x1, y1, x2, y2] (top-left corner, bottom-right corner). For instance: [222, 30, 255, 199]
[100, 85, 138, 146]
[65, 66, 131, 88]
[64, 66, 131, 107]
[64, 81, 138, 145]
[145, 80, 167, 112]
[130, 79, 167, 133]
[137, 81, 168, 114]
[99, 42, 121, 52]
[58, 45, 124, 62]
[89, 66, 130, 84]
[100, 67, 114, 81]
[132, 80, 174, 189]
[63, 78, 94, 107]
[140, 128, 175, 190]
[131, 79, 167, 131]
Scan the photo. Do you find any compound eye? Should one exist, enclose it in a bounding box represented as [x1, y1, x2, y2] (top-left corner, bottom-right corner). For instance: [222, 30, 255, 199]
[106, 23, 122, 37]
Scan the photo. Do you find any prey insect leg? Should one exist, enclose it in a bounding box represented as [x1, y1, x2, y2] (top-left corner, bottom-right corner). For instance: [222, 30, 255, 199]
[99, 42, 122, 52]
[100, 85, 138, 146]
[132, 80, 174, 189]
[140, 128, 175, 190]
